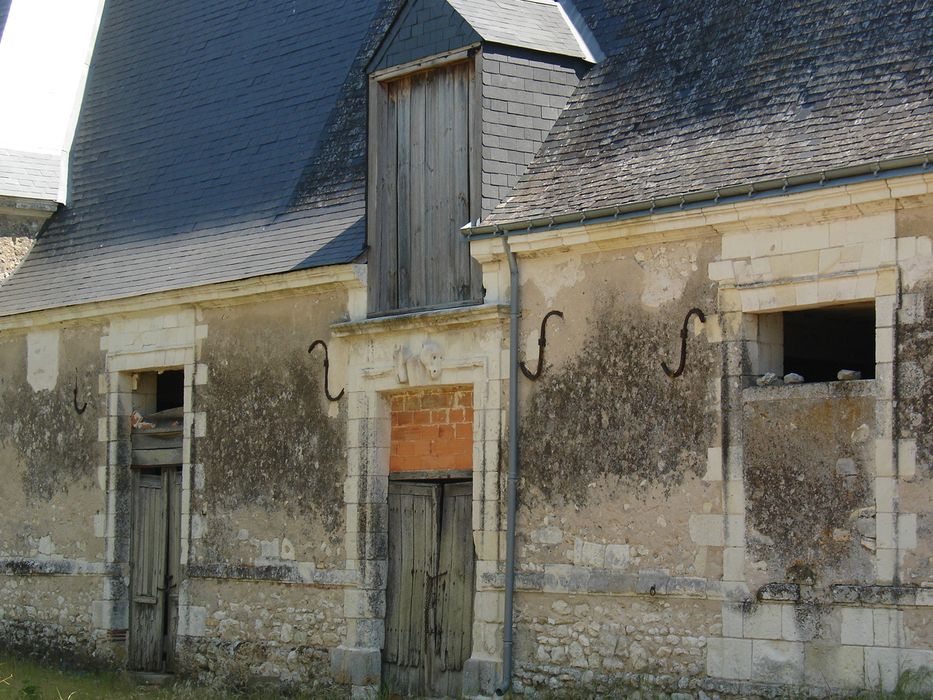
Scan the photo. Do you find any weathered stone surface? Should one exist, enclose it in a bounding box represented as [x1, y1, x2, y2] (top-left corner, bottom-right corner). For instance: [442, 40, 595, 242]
[330, 645, 380, 686]
[743, 391, 874, 586]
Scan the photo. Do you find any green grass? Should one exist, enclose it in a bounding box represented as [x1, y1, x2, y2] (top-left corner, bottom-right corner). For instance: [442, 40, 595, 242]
[0, 658, 348, 700]
[3, 657, 930, 700]
[851, 667, 933, 700]
[1, 657, 157, 700]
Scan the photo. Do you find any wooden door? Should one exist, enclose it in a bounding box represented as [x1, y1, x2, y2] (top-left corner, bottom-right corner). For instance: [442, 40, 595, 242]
[163, 467, 182, 672]
[384, 481, 475, 697]
[369, 59, 482, 314]
[129, 467, 181, 672]
[429, 481, 475, 697]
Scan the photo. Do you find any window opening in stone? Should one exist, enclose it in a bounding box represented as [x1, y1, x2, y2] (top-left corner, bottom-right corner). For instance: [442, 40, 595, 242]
[156, 369, 184, 411]
[763, 303, 875, 382]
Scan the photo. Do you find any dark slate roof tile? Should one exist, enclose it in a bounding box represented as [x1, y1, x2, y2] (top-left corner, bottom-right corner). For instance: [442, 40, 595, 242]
[486, 0, 933, 224]
[0, 0, 400, 317]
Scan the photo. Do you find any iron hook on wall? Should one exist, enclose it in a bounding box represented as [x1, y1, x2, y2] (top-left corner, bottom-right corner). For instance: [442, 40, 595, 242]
[520, 310, 564, 381]
[308, 339, 344, 402]
[661, 307, 706, 379]
[73, 369, 88, 414]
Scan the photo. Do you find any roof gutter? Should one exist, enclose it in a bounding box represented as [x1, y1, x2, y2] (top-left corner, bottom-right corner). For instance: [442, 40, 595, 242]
[462, 154, 932, 240]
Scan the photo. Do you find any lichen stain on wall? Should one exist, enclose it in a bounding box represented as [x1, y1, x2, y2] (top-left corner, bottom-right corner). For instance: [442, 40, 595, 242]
[897, 281, 932, 583]
[899, 282, 933, 470]
[520, 290, 714, 505]
[743, 394, 873, 583]
[196, 305, 345, 536]
[0, 328, 100, 501]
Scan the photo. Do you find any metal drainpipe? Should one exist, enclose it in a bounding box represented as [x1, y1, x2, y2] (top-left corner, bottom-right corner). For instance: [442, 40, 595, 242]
[496, 233, 520, 696]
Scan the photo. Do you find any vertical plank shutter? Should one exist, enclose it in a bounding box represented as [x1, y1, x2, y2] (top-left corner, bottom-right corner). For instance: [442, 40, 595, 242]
[370, 60, 477, 314]
[129, 471, 168, 671]
[384, 480, 475, 696]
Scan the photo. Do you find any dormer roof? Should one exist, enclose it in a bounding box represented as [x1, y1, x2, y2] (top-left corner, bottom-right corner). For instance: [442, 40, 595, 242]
[369, 0, 596, 74]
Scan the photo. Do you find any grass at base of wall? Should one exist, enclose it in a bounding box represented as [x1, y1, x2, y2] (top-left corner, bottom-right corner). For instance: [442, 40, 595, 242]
[0, 657, 347, 700]
[851, 667, 933, 700]
[519, 667, 933, 700]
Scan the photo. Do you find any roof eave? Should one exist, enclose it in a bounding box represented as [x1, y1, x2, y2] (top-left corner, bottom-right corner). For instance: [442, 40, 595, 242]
[462, 154, 933, 239]
[0, 194, 60, 214]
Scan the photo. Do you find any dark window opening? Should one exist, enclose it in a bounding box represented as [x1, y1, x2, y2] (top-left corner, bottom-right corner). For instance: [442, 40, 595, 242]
[783, 303, 875, 382]
[156, 370, 184, 411]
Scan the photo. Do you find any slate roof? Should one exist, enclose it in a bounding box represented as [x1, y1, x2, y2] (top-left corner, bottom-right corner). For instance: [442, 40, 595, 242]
[486, 0, 933, 224]
[2, 0, 931, 317]
[370, 0, 590, 73]
[0, 0, 10, 42]
[447, 0, 588, 60]
[0, 0, 403, 317]
[0, 148, 60, 202]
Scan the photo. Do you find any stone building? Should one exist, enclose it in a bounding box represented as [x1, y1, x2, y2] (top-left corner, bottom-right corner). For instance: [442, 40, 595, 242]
[0, 0, 931, 697]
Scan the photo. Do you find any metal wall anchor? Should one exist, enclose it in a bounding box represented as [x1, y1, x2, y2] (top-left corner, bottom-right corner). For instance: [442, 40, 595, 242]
[308, 339, 344, 401]
[661, 307, 706, 379]
[73, 370, 88, 414]
[520, 310, 564, 381]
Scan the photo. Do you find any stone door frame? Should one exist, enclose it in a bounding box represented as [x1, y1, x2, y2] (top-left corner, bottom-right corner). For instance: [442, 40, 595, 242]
[330, 304, 509, 696]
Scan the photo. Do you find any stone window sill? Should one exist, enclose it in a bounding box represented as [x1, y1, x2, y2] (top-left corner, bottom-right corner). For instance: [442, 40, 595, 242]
[743, 378, 876, 402]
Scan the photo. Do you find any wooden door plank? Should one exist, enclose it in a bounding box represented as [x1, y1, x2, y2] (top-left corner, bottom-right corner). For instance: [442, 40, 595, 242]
[164, 468, 182, 672]
[408, 73, 427, 309]
[430, 481, 475, 696]
[384, 488, 401, 665]
[423, 69, 442, 308]
[429, 65, 449, 306]
[394, 77, 412, 310]
[132, 446, 183, 467]
[367, 77, 384, 312]
[468, 55, 485, 301]
[385, 481, 442, 696]
[451, 62, 472, 303]
[129, 470, 169, 671]
[398, 493, 413, 669]
[381, 83, 399, 312]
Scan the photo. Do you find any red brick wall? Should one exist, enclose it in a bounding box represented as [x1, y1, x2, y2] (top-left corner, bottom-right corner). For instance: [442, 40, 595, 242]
[389, 385, 473, 472]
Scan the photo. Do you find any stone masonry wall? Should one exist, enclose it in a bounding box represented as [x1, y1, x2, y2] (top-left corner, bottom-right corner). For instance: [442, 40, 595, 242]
[177, 579, 344, 691]
[0, 287, 355, 689]
[492, 189, 933, 697]
[0, 321, 111, 664]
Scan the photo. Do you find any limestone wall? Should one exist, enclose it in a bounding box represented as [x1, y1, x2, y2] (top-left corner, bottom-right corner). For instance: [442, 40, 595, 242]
[476, 180, 933, 696]
[0, 181, 931, 697]
[0, 208, 52, 281]
[0, 282, 355, 690]
[0, 321, 110, 663]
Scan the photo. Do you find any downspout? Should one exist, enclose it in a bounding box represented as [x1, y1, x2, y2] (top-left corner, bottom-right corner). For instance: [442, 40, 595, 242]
[496, 233, 520, 696]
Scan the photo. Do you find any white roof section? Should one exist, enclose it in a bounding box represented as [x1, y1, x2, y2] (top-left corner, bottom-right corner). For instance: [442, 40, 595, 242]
[448, 0, 598, 61]
[0, 148, 60, 201]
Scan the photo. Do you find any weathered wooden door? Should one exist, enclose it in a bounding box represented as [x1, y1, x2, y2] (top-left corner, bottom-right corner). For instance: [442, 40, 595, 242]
[129, 467, 181, 672]
[384, 481, 475, 697]
[368, 59, 482, 314]
[163, 467, 182, 672]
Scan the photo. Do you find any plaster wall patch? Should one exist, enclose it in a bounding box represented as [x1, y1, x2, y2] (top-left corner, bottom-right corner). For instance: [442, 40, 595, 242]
[27, 329, 60, 392]
[635, 242, 699, 308]
[538, 257, 586, 307]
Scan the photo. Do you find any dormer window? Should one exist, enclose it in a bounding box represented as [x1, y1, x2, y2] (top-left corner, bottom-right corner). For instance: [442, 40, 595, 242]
[367, 56, 481, 315]
[363, 0, 594, 316]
